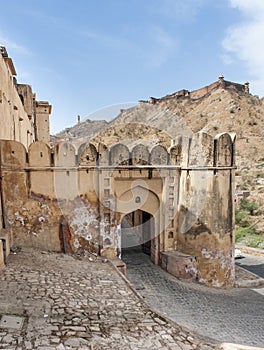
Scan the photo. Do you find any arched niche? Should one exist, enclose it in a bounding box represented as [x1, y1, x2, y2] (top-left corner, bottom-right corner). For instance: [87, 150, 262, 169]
[0, 140, 26, 168]
[78, 143, 98, 166]
[28, 141, 51, 167]
[109, 143, 130, 166]
[150, 145, 168, 165]
[131, 144, 149, 165]
[214, 133, 233, 167]
[169, 144, 182, 165]
[54, 142, 76, 167]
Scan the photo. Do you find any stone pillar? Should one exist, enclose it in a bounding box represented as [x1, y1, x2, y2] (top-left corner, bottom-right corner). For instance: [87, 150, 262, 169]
[244, 81, 249, 94]
[218, 74, 225, 87]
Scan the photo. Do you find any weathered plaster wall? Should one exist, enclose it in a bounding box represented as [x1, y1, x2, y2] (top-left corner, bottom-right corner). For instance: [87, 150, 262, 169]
[0, 52, 34, 147]
[35, 102, 52, 144]
[177, 133, 235, 287]
[0, 47, 51, 149]
[0, 132, 236, 287]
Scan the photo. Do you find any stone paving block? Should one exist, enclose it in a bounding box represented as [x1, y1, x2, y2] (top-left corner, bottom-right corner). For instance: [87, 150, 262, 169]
[0, 248, 222, 350]
[0, 315, 25, 330]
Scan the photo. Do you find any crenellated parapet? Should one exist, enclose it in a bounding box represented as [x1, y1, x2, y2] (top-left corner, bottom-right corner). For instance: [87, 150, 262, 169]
[0, 133, 236, 287]
[0, 132, 235, 169]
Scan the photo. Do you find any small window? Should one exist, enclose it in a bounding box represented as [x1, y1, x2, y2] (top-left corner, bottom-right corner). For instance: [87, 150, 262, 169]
[135, 196, 141, 203]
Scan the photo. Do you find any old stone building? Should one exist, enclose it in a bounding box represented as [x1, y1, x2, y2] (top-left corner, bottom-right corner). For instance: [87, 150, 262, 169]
[0, 46, 237, 288]
[0, 132, 236, 288]
[0, 46, 52, 147]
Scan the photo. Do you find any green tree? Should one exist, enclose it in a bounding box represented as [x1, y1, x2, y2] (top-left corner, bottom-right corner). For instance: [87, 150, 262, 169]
[239, 197, 259, 215]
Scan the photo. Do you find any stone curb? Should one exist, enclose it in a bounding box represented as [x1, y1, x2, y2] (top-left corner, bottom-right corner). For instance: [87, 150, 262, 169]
[220, 343, 264, 350]
[236, 245, 264, 258]
[235, 265, 264, 288]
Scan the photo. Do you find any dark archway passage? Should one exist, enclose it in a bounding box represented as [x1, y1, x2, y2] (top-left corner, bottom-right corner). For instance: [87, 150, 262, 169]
[121, 210, 154, 257]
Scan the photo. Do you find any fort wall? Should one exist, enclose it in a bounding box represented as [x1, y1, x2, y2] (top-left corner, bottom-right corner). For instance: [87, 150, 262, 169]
[0, 132, 236, 287]
[143, 75, 249, 105]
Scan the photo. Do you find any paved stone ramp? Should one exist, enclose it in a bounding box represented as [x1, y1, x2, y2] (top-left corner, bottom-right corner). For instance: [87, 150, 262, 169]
[122, 248, 264, 348]
[0, 248, 220, 350]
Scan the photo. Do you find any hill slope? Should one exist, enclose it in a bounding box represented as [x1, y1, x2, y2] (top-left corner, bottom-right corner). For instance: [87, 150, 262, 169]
[53, 78, 264, 244]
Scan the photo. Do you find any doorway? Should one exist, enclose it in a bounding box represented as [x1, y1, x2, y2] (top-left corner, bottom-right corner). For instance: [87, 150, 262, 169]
[121, 209, 155, 257]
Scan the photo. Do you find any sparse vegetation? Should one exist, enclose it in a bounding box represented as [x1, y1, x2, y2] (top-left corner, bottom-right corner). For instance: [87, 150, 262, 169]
[235, 197, 264, 248]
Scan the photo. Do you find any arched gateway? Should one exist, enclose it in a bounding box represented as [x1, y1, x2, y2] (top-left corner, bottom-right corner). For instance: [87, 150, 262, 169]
[0, 133, 236, 287]
[121, 209, 155, 257]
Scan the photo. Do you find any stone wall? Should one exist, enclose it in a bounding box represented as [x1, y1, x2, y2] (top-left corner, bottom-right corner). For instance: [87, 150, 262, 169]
[0, 46, 51, 148]
[141, 76, 249, 105]
[0, 132, 236, 287]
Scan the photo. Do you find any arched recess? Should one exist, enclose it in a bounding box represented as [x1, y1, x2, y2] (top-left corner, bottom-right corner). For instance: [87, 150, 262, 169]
[121, 209, 154, 256]
[117, 185, 160, 265]
[116, 185, 159, 216]
[150, 145, 168, 165]
[214, 133, 233, 167]
[78, 142, 98, 166]
[54, 142, 76, 167]
[109, 143, 130, 165]
[131, 144, 149, 165]
[28, 141, 51, 167]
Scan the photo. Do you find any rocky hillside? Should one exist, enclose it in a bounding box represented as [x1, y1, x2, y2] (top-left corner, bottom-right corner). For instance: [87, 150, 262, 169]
[51, 118, 108, 148]
[52, 78, 264, 244]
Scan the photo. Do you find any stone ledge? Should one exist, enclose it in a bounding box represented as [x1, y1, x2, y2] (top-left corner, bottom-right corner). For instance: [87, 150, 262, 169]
[160, 251, 197, 280]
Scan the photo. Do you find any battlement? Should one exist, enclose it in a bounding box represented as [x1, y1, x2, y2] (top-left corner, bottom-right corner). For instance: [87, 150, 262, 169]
[142, 75, 249, 105]
[0, 132, 236, 169]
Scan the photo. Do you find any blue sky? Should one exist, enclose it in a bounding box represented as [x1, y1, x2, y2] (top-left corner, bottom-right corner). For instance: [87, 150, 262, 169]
[0, 0, 263, 133]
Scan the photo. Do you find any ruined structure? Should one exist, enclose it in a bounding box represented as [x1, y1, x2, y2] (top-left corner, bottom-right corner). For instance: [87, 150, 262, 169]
[0, 133, 236, 288]
[0, 46, 52, 147]
[144, 74, 249, 105]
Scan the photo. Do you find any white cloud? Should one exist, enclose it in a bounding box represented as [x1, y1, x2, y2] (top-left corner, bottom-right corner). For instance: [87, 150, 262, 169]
[222, 0, 264, 96]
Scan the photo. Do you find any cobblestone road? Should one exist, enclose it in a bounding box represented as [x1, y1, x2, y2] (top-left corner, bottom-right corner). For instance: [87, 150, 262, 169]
[122, 247, 264, 348]
[236, 254, 264, 278]
[0, 248, 220, 350]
